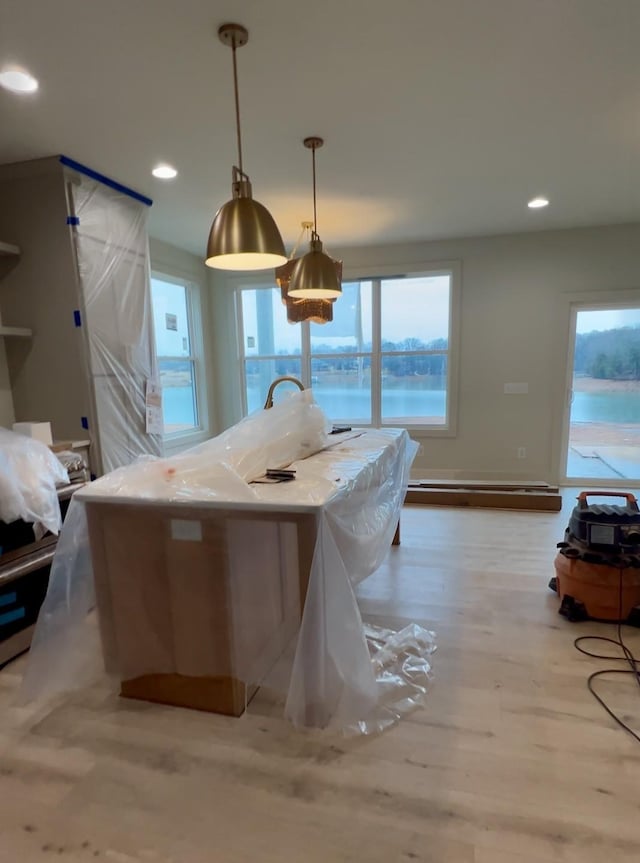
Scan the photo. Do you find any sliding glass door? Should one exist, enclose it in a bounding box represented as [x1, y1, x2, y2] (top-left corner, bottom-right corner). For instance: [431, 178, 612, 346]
[564, 305, 640, 482]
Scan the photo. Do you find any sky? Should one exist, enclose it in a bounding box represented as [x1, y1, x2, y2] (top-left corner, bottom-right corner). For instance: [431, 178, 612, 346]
[150, 277, 191, 356]
[576, 308, 640, 334]
[242, 275, 451, 355]
[152, 276, 639, 358]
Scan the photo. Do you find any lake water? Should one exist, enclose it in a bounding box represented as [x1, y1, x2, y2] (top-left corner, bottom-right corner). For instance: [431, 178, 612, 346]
[247, 386, 446, 422]
[570, 390, 640, 424]
[161, 384, 640, 428]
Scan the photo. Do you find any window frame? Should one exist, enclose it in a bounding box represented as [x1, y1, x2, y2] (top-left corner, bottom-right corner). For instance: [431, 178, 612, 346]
[150, 269, 209, 447]
[234, 261, 461, 436]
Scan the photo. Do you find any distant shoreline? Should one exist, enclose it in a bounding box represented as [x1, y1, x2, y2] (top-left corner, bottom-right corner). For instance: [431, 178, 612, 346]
[573, 376, 640, 393]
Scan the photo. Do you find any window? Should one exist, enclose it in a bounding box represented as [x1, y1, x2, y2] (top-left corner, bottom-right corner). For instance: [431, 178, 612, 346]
[241, 287, 302, 414]
[236, 266, 459, 432]
[309, 281, 373, 424]
[379, 276, 450, 425]
[150, 274, 204, 437]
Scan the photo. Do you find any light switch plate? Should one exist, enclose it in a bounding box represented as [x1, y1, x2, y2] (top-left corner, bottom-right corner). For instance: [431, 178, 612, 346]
[504, 382, 529, 394]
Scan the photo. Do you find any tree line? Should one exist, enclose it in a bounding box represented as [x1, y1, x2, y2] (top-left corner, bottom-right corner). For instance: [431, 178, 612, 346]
[574, 326, 640, 380]
[247, 337, 448, 378]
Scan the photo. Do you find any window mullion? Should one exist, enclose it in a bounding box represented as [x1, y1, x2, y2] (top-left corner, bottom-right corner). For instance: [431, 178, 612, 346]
[235, 288, 249, 417]
[301, 321, 311, 386]
[184, 284, 198, 431]
[371, 278, 382, 425]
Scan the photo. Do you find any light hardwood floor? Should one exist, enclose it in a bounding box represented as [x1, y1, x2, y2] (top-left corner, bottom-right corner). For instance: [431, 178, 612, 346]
[1, 491, 639, 862]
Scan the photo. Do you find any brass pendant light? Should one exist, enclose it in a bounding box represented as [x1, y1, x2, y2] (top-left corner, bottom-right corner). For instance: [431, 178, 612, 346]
[205, 24, 287, 271]
[286, 297, 334, 325]
[276, 252, 339, 324]
[287, 137, 342, 299]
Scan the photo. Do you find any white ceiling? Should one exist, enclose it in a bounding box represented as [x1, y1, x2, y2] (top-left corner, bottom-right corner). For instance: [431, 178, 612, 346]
[0, 0, 638, 258]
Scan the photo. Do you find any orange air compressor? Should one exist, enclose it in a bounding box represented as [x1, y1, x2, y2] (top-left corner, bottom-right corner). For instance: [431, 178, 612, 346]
[549, 491, 640, 623]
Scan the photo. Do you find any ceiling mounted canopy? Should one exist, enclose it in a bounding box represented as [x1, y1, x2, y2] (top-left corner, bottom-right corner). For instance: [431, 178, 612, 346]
[205, 23, 286, 271]
[287, 137, 342, 299]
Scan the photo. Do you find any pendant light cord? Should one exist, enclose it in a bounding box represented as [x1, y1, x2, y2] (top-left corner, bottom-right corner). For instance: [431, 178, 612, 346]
[311, 144, 318, 238]
[231, 37, 243, 175]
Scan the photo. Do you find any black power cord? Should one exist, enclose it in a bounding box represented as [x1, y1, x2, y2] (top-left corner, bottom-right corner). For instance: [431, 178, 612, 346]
[573, 565, 640, 744]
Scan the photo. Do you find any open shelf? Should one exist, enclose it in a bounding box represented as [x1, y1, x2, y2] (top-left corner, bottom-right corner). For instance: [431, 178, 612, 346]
[0, 325, 32, 337]
[0, 240, 20, 257]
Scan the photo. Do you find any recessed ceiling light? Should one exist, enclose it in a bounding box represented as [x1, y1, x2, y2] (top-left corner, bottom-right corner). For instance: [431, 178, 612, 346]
[0, 67, 39, 94]
[152, 164, 178, 179]
[528, 196, 549, 209]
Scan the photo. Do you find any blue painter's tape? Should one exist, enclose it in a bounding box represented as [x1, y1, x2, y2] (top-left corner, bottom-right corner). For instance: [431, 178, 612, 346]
[0, 592, 17, 608]
[59, 156, 153, 207]
[73, 310, 82, 327]
[67, 216, 80, 226]
[0, 607, 25, 627]
[81, 416, 89, 430]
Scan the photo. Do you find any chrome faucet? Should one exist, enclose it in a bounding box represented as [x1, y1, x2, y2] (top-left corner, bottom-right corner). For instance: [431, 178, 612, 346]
[263, 376, 305, 409]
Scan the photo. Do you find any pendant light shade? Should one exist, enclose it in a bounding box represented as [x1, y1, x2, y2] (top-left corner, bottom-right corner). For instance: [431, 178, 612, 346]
[276, 254, 338, 324]
[287, 137, 342, 300]
[287, 237, 341, 298]
[206, 173, 286, 270]
[205, 24, 286, 271]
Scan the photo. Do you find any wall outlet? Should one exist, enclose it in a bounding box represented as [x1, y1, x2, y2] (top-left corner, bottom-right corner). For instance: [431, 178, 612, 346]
[517, 447, 526, 459]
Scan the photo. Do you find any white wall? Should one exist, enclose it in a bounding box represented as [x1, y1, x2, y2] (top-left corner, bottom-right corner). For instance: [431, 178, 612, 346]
[208, 222, 640, 484]
[0, 339, 14, 427]
[0, 254, 13, 426]
[150, 237, 207, 284]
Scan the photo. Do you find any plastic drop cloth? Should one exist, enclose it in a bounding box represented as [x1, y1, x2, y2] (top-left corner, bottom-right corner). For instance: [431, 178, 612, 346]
[79, 388, 330, 501]
[65, 165, 162, 475]
[22, 391, 435, 733]
[0, 427, 69, 536]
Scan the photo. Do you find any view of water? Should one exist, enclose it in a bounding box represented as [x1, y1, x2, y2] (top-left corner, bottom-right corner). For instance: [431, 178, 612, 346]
[247, 386, 447, 422]
[163, 384, 447, 431]
[162, 383, 640, 429]
[570, 390, 640, 424]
